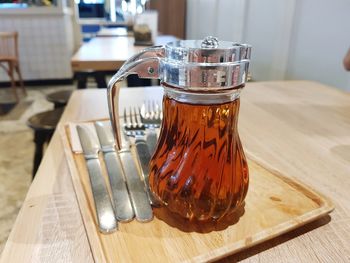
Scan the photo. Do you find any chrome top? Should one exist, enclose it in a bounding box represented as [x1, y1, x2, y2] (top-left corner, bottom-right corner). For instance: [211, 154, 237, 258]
[107, 36, 252, 150]
[164, 37, 251, 63]
[201, 36, 219, 48]
[159, 37, 251, 90]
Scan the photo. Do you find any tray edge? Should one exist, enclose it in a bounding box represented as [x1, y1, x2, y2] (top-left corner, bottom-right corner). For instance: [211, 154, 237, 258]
[59, 123, 107, 263]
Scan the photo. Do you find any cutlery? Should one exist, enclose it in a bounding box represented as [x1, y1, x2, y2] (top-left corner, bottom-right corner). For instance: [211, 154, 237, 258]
[139, 101, 162, 154]
[94, 121, 134, 222]
[119, 115, 154, 222]
[76, 125, 117, 233]
[140, 100, 163, 126]
[124, 107, 159, 207]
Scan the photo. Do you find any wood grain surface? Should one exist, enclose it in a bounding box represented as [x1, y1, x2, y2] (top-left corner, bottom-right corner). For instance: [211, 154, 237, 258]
[1, 81, 350, 262]
[61, 121, 333, 262]
[71, 35, 177, 71]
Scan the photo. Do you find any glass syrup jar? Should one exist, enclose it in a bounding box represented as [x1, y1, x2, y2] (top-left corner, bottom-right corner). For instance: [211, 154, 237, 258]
[108, 36, 251, 221]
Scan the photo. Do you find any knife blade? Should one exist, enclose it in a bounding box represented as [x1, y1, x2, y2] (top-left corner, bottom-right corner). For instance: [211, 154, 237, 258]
[76, 125, 117, 233]
[94, 121, 134, 222]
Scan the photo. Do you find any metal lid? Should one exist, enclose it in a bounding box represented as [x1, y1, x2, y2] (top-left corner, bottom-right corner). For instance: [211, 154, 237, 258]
[165, 36, 251, 63]
[160, 36, 251, 90]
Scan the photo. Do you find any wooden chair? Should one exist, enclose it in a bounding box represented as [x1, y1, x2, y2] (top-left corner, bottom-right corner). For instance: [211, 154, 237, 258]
[0, 32, 26, 101]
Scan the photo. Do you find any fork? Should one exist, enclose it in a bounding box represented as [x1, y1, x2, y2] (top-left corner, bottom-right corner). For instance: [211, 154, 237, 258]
[139, 101, 162, 154]
[140, 100, 162, 126]
[123, 107, 159, 206]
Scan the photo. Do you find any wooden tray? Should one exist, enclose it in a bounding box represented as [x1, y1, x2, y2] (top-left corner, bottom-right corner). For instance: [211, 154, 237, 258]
[60, 123, 334, 263]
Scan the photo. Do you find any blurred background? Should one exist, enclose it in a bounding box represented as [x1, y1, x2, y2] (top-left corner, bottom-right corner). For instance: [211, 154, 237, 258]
[0, 0, 349, 90]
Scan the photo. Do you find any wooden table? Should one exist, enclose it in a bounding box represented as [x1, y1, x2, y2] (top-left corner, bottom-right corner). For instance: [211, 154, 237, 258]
[1, 81, 350, 262]
[71, 35, 177, 72]
[71, 35, 177, 89]
[78, 18, 127, 27]
[96, 27, 133, 37]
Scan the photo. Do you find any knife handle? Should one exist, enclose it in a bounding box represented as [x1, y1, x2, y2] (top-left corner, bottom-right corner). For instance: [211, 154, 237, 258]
[118, 149, 153, 222]
[135, 138, 160, 207]
[104, 152, 135, 222]
[86, 158, 117, 233]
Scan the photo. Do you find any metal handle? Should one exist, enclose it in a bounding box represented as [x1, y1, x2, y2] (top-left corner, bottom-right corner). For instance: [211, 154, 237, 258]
[146, 128, 158, 155]
[104, 152, 135, 222]
[94, 121, 135, 222]
[135, 138, 159, 206]
[86, 159, 118, 233]
[77, 125, 117, 233]
[107, 46, 164, 151]
[119, 149, 153, 222]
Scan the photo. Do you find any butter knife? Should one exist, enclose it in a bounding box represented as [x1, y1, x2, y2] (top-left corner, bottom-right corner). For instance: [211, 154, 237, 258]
[120, 123, 153, 222]
[95, 121, 134, 222]
[134, 135, 159, 206]
[119, 146, 153, 222]
[76, 125, 117, 233]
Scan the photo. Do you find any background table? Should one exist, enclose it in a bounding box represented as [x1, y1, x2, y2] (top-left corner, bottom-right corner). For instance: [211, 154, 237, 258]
[1, 81, 350, 262]
[71, 35, 177, 72]
[96, 27, 133, 37]
[71, 35, 177, 89]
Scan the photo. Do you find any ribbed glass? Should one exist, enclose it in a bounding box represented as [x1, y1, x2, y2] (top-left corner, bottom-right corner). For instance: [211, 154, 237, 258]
[149, 84, 249, 221]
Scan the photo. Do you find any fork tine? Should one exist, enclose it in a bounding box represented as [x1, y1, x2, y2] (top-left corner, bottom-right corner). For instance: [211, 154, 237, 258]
[140, 103, 145, 120]
[153, 101, 157, 120]
[133, 107, 139, 125]
[123, 108, 127, 124]
[138, 106, 144, 122]
[151, 101, 155, 120]
[153, 101, 159, 120]
[159, 106, 163, 121]
[145, 101, 151, 119]
[129, 107, 133, 126]
[147, 100, 153, 119]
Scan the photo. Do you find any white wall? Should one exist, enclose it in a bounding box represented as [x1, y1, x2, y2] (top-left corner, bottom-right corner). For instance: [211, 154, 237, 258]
[0, 10, 74, 81]
[286, 0, 350, 90]
[186, 0, 350, 91]
[186, 0, 246, 42]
